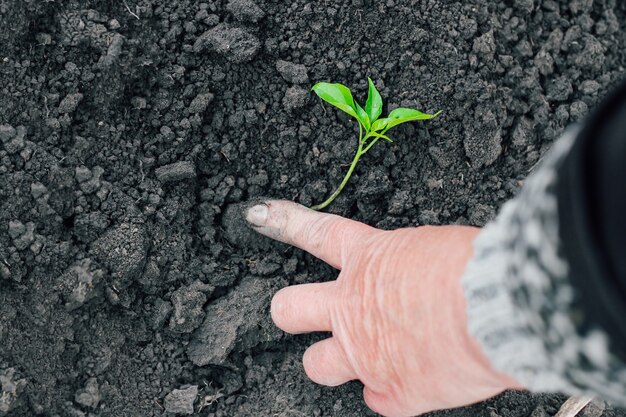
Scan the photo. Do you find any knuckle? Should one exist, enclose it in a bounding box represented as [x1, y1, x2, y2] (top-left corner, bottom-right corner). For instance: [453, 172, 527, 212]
[306, 216, 368, 255]
[301, 215, 332, 252]
[269, 203, 293, 240]
[340, 220, 378, 251]
[273, 202, 318, 246]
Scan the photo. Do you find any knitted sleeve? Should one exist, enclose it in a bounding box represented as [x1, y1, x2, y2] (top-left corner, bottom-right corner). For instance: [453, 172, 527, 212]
[461, 127, 626, 407]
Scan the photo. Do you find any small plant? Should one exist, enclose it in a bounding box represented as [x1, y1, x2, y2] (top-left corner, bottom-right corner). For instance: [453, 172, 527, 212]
[309, 78, 441, 211]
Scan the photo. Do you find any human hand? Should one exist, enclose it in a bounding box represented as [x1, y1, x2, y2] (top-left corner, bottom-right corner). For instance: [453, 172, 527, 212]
[246, 200, 521, 417]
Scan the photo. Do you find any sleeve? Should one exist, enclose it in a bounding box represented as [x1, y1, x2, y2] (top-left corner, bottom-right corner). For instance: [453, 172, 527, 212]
[460, 80, 626, 407]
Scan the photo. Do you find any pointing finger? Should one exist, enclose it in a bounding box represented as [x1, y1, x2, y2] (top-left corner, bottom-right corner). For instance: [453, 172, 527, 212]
[246, 200, 377, 269]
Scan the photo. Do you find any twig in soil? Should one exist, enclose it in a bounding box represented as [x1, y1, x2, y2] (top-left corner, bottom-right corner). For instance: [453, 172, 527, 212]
[528, 156, 544, 173]
[124, 1, 140, 20]
[154, 399, 164, 411]
[43, 95, 50, 118]
[554, 396, 593, 417]
[139, 159, 145, 184]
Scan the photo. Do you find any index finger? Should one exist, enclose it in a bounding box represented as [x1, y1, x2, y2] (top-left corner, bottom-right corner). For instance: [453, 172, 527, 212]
[246, 200, 377, 269]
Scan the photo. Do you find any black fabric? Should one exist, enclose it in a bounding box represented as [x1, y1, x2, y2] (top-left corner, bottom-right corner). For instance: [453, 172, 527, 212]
[595, 101, 626, 290]
[557, 79, 626, 359]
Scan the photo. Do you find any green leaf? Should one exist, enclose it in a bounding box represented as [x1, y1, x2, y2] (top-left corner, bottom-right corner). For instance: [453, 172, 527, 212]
[355, 102, 370, 130]
[371, 118, 389, 132]
[312, 82, 358, 118]
[384, 108, 441, 131]
[365, 78, 383, 123]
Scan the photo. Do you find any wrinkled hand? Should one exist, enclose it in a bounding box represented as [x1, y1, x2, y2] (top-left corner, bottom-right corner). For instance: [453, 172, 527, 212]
[247, 201, 520, 417]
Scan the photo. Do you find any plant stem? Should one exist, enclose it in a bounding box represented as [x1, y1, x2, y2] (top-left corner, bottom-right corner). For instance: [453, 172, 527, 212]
[310, 125, 367, 211]
[362, 136, 380, 154]
[310, 142, 364, 211]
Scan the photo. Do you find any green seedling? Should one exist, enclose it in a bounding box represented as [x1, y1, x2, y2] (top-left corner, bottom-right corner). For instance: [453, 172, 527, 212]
[310, 79, 441, 211]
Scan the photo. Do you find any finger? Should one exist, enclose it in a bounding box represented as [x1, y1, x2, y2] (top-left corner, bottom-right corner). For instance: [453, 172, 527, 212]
[271, 282, 336, 334]
[246, 200, 377, 269]
[303, 337, 356, 386]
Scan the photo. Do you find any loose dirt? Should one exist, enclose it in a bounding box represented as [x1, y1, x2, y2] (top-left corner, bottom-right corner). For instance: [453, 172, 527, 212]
[1, 0, 625, 416]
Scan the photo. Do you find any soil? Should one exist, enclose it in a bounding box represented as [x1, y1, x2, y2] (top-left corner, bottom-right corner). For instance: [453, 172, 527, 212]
[1, 0, 625, 416]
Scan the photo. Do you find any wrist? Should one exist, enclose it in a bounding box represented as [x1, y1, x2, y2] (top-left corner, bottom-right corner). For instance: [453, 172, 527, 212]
[452, 226, 523, 393]
[452, 226, 523, 392]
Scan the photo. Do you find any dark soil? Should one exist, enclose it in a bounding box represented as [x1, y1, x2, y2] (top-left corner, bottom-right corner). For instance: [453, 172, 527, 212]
[1, 0, 625, 416]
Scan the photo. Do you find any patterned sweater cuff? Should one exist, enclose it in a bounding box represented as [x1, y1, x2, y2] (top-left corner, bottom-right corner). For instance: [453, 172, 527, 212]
[462, 204, 582, 394]
[460, 130, 626, 407]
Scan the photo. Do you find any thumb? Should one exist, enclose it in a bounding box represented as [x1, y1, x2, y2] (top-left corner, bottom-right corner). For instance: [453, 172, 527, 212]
[246, 200, 377, 269]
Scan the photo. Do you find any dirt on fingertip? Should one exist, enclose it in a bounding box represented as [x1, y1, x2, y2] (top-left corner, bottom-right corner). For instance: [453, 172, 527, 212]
[1, 0, 625, 416]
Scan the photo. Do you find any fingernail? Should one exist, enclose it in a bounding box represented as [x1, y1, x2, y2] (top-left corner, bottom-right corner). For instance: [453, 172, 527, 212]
[246, 204, 268, 227]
